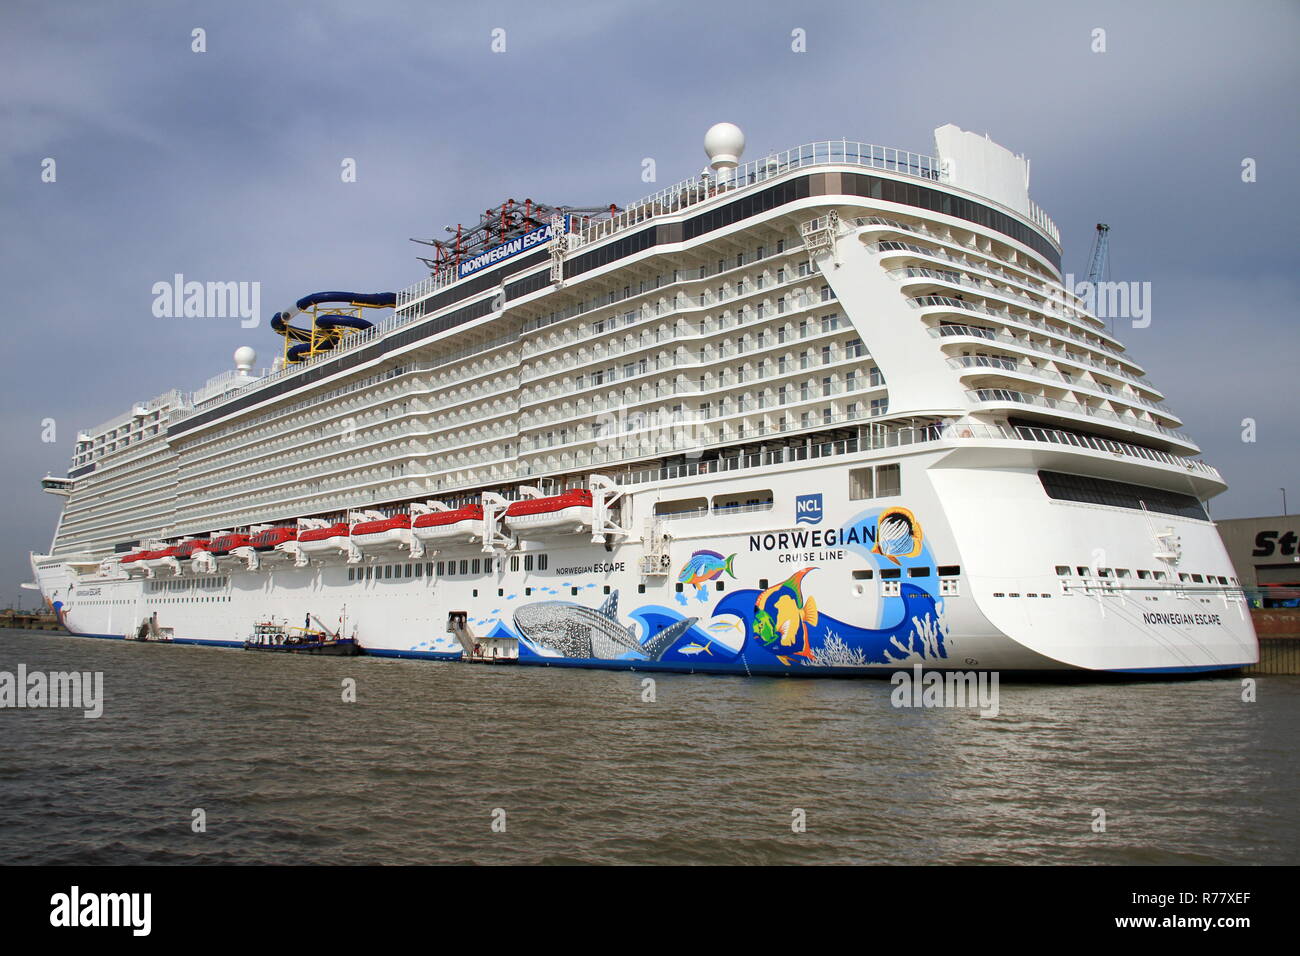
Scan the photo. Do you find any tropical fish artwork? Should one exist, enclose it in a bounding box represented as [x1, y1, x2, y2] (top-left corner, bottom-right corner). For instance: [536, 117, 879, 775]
[677, 550, 736, 604]
[750, 568, 820, 665]
[712, 582, 947, 668]
[678, 642, 714, 656]
[871, 507, 923, 565]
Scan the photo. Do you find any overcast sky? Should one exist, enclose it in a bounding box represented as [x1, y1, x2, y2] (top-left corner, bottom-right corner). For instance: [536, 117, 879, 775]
[2, 0, 1297, 602]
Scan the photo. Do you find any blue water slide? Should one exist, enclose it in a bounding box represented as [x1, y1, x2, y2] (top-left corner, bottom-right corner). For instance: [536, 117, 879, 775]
[270, 291, 394, 362]
[316, 313, 374, 333]
[294, 291, 396, 311]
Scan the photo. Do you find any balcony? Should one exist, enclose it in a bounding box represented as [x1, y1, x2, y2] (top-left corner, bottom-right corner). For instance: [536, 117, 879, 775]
[964, 388, 1194, 447]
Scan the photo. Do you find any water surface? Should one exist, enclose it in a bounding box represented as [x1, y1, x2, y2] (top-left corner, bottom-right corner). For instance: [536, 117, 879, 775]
[1, 630, 1294, 864]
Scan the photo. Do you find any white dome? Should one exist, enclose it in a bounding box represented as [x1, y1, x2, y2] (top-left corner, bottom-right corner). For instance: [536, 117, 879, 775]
[233, 346, 256, 371]
[704, 122, 745, 170]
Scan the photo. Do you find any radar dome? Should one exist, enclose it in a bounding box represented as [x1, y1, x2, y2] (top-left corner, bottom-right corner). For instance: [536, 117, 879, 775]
[233, 346, 256, 372]
[704, 122, 746, 171]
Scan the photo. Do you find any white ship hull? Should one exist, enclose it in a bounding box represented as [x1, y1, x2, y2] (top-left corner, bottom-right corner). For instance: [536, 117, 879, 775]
[33, 452, 1258, 675]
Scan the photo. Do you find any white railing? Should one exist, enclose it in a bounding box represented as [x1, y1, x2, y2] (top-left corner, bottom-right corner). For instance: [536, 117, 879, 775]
[400, 139, 1058, 311]
[964, 389, 1192, 443]
[942, 422, 1220, 480]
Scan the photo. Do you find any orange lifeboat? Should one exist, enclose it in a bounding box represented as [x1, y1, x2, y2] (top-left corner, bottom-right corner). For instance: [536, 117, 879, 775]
[412, 504, 484, 545]
[297, 522, 351, 554]
[503, 490, 594, 537]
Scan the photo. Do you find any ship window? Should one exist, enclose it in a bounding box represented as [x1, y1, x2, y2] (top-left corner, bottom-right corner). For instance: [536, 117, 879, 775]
[675, 582, 684, 592]
[715, 580, 725, 591]
[1077, 566, 1089, 576]
[539, 555, 548, 570]
[459, 560, 469, 575]
[938, 566, 961, 577]
[875, 464, 901, 497]
[1097, 568, 1111, 577]
[472, 589, 478, 597]
[713, 491, 772, 513]
[472, 559, 481, 574]
[908, 566, 931, 577]
[382, 566, 391, 579]
[348, 568, 355, 581]
[498, 588, 504, 596]
[1137, 569, 1150, 579]
[415, 564, 423, 578]
[365, 566, 373, 580]
[604, 585, 611, 594]
[436, 562, 444, 576]
[849, 468, 874, 500]
[405, 564, 413, 578]
[880, 568, 901, 579]
[511, 555, 520, 571]
[571, 587, 579, 595]
[655, 498, 707, 519]
[1116, 569, 1131, 578]
[1153, 571, 1168, 581]
[525, 555, 534, 571]
[1191, 573, 1204, 583]
[1055, 566, 1071, 576]
[852, 570, 874, 580]
[525, 587, 532, 596]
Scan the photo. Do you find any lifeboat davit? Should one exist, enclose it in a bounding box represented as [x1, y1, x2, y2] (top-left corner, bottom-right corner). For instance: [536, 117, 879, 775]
[504, 490, 594, 537]
[249, 528, 297, 551]
[297, 522, 351, 554]
[412, 505, 484, 545]
[350, 514, 412, 552]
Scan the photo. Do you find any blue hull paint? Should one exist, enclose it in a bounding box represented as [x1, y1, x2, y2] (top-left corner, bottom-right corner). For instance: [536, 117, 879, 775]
[1107, 663, 1249, 674]
[364, 648, 464, 662]
[48, 630, 1254, 678]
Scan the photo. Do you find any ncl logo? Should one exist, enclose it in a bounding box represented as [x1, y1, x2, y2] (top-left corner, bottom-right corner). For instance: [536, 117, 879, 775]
[795, 494, 823, 525]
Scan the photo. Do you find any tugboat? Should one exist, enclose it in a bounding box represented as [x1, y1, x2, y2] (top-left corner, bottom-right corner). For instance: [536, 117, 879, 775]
[244, 615, 360, 656]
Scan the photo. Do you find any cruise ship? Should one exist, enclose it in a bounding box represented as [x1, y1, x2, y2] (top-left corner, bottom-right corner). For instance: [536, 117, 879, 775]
[30, 123, 1259, 675]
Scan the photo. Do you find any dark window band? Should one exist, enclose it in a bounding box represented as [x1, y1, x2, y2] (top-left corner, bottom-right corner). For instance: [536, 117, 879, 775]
[1039, 470, 1207, 521]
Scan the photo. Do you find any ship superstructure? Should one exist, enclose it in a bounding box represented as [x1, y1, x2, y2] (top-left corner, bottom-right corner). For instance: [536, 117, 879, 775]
[31, 123, 1258, 674]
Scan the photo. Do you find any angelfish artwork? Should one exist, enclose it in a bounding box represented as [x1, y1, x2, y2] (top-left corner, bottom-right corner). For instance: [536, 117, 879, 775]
[750, 569, 819, 665]
[871, 506, 923, 565]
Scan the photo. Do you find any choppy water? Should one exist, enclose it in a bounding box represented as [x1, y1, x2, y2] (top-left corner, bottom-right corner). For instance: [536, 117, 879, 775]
[1, 629, 1296, 865]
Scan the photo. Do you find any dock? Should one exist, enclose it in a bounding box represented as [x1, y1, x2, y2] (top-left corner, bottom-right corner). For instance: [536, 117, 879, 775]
[0, 610, 64, 631]
[1244, 609, 1300, 675]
